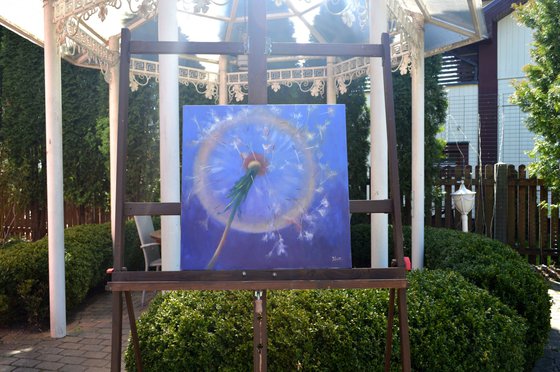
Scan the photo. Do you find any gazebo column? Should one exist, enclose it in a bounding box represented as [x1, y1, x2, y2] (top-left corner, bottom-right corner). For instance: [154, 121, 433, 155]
[411, 24, 425, 269]
[158, 0, 181, 270]
[369, 0, 388, 268]
[219, 55, 228, 105]
[326, 56, 336, 104]
[44, 0, 66, 338]
[109, 36, 119, 244]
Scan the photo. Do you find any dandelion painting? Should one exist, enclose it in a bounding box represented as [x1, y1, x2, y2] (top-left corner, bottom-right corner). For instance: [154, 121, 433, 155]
[181, 105, 351, 270]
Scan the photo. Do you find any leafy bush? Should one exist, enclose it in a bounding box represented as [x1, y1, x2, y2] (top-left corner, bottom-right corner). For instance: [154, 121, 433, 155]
[418, 226, 551, 370]
[0, 220, 144, 326]
[407, 270, 526, 371]
[0, 238, 25, 250]
[351, 224, 551, 370]
[125, 270, 526, 371]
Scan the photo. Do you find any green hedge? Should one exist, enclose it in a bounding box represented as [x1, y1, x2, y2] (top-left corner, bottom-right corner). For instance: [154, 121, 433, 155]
[351, 224, 551, 370]
[418, 226, 551, 369]
[0, 220, 144, 326]
[125, 270, 526, 371]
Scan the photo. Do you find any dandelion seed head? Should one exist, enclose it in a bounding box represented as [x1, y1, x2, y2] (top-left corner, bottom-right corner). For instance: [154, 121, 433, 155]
[191, 107, 317, 234]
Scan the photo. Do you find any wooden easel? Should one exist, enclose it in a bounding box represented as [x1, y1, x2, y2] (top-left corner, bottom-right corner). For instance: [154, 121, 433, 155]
[109, 2, 410, 371]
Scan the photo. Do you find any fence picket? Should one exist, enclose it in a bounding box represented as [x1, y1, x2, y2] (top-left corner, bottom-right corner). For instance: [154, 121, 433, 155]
[465, 165, 473, 232]
[551, 193, 559, 251]
[507, 165, 517, 247]
[484, 165, 494, 237]
[445, 181, 453, 228]
[474, 165, 484, 234]
[518, 166, 528, 249]
[528, 177, 538, 261]
[539, 185, 548, 257]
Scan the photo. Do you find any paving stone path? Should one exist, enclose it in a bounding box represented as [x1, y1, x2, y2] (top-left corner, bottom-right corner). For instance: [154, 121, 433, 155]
[533, 279, 560, 372]
[0, 291, 152, 372]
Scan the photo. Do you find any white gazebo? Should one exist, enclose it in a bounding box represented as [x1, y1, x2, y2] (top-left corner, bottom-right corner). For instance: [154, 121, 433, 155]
[0, 0, 486, 337]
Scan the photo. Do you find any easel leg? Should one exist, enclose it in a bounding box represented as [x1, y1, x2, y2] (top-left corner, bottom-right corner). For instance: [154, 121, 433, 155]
[125, 291, 143, 372]
[397, 288, 411, 372]
[253, 290, 267, 372]
[384, 288, 396, 372]
[111, 291, 123, 372]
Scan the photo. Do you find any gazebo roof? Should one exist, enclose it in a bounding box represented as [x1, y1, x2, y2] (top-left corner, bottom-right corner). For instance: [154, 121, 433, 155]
[0, 0, 487, 101]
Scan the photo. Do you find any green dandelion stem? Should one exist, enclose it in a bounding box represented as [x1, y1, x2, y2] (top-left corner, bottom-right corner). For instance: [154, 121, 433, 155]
[206, 164, 260, 269]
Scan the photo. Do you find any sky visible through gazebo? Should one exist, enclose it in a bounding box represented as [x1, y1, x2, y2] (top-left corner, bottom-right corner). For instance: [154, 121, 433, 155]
[0, 2, 321, 51]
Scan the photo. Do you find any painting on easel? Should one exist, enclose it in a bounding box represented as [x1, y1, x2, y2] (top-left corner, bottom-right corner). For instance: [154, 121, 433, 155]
[181, 105, 351, 270]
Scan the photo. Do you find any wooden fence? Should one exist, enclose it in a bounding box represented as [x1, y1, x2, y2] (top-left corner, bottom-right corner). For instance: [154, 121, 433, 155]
[1, 203, 110, 242]
[433, 164, 559, 262]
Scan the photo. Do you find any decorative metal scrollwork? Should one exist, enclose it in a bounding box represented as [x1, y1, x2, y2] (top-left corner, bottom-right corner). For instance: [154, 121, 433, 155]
[387, 0, 418, 75]
[51, 0, 418, 96]
[179, 0, 231, 14]
[53, 0, 156, 80]
[126, 0, 157, 19]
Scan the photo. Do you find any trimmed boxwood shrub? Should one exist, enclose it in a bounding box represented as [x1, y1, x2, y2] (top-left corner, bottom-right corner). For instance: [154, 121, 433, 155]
[418, 226, 551, 370]
[352, 224, 551, 370]
[407, 270, 526, 371]
[125, 270, 526, 371]
[0, 220, 144, 326]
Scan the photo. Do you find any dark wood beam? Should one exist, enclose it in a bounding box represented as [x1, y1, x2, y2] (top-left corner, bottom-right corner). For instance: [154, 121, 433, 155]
[129, 41, 245, 55]
[271, 42, 383, 57]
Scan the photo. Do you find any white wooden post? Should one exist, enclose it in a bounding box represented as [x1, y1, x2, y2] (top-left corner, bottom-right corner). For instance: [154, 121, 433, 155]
[219, 55, 228, 105]
[370, 0, 389, 268]
[326, 56, 336, 104]
[109, 36, 119, 244]
[158, 0, 181, 270]
[43, 0, 66, 338]
[411, 24, 425, 269]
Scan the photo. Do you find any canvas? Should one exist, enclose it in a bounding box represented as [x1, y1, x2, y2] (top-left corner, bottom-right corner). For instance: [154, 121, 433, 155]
[181, 105, 351, 270]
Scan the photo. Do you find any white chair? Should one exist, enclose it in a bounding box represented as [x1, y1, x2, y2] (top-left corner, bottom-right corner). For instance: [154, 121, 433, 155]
[134, 216, 162, 305]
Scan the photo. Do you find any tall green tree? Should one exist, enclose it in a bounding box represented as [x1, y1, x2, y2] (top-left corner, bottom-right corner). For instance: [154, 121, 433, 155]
[512, 0, 560, 202]
[62, 62, 109, 220]
[0, 29, 47, 239]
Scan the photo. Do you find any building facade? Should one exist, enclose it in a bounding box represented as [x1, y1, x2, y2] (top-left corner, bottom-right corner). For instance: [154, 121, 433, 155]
[439, 0, 534, 168]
